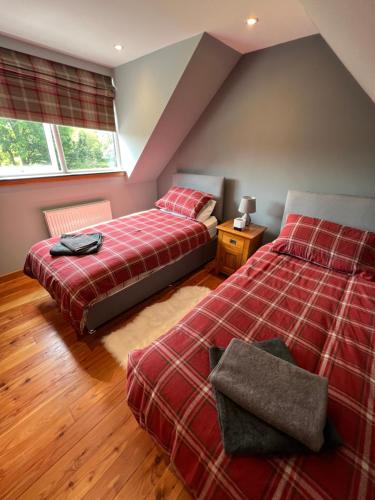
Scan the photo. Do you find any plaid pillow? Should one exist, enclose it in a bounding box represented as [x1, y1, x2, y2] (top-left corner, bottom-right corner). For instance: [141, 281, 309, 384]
[155, 186, 214, 220]
[272, 214, 375, 278]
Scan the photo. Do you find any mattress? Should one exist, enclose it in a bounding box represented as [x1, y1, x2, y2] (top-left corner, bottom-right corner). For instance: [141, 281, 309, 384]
[203, 215, 218, 239]
[24, 209, 211, 333]
[127, 243, 375, 500]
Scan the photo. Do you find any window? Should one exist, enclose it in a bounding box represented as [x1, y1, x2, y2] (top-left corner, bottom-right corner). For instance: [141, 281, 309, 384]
[0, 117, 121, 179]
[57, 125, 118, 171]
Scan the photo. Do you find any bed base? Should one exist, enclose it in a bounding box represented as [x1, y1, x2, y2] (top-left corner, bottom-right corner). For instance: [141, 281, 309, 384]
[85, 238, 217, 333]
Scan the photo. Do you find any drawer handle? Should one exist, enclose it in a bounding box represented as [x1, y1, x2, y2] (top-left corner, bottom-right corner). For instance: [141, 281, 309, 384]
[229, 239, 237, 245]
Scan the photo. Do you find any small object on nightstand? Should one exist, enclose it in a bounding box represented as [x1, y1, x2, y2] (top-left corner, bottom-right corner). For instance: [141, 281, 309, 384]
[233, 217, 246, 231]
[216, 220, 266, 276]
[239, 196, 256, 226]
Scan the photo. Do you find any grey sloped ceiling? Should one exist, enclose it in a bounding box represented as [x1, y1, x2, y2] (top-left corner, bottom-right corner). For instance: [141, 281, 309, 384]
[115, 33, 240, 182]
[300, 0, 375, 102]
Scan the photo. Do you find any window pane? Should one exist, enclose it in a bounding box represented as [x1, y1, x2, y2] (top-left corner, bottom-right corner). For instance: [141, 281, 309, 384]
[0, 118, 59, 175]
[58, 125, 117, 171]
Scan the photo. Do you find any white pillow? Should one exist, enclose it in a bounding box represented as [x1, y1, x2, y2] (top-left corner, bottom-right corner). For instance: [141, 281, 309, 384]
[196, 199, 216, 222]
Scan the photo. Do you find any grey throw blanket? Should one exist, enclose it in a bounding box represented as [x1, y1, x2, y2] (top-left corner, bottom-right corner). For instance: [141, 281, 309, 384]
[50, 233, 103, 256]
[209, 338, 328, 452]
[209, 340, 342, 455]
[60, 233, 101, 252]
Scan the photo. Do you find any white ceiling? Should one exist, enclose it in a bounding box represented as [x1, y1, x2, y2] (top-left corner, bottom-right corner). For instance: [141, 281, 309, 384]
[0, 0, 318, 68]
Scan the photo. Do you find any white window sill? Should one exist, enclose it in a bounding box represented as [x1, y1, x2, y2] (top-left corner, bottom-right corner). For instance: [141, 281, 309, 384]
[0, 169, 127, 183]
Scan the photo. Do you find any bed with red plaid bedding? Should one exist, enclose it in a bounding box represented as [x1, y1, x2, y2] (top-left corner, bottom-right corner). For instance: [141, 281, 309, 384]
[127, 243, 375, 500]
[24, 209, 210, 333]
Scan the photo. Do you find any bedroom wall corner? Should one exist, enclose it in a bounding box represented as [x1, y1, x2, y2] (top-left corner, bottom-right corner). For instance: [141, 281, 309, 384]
[158, 35, 375, 241]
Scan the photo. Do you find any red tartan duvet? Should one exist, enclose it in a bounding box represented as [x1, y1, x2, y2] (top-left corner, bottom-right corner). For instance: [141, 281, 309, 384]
[127, 243, 375, 500]
[24, 209, 210, 333]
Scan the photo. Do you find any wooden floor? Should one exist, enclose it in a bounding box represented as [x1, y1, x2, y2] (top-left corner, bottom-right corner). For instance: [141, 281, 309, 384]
[0, 262, 223, 499]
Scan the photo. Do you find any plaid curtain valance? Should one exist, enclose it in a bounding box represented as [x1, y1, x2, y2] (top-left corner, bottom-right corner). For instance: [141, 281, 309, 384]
[0, 47, 116, 131]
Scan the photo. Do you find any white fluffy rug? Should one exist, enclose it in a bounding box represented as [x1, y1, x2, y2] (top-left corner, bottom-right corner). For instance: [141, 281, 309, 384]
[102, 285, 210, 367]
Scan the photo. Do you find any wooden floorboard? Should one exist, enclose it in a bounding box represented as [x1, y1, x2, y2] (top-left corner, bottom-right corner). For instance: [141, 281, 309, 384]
[0, 261, 223, 499]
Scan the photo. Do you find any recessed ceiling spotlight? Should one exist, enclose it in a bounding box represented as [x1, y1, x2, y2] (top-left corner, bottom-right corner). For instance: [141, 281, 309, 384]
[114, 44, 123, 51]
[246, 17, 259, 26]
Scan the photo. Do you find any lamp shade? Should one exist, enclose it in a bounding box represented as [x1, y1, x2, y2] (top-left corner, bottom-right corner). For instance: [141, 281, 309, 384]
[238, 196, 256, 214]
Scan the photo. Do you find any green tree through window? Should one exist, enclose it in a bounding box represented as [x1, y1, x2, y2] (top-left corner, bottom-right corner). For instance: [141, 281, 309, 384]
[0, 118, 50, 167]
[58, 126, 116, 170]
[0, 117, 118, 177]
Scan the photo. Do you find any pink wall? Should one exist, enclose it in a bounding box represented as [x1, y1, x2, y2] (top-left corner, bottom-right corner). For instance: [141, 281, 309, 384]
[0, 176, 157, 275]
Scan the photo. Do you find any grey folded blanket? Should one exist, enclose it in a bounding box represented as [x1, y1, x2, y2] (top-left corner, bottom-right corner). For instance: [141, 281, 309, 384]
[50, 233, 103, 256]
[60, 233, 101, 252]
[209, 338, 328, 452]
[209, 340, 342, 455]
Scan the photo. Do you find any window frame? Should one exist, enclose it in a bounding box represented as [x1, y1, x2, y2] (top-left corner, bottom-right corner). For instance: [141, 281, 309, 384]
[0, 119, 124, 181]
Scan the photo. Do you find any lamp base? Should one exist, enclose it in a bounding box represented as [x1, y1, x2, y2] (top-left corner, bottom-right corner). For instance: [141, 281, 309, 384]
[241, 213, 251, 226]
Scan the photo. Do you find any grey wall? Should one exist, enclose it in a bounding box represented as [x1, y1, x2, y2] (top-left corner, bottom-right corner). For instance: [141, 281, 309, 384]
[159, 35, 375, 240]
[128, 33, 240, 183]
[114, 35, 201, 176]
[114, 33, 240, 182]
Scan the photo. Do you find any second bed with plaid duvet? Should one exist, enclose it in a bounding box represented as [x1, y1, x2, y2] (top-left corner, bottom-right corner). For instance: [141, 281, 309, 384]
[24, 209, 210, 333]
[127, 243, 375, 500]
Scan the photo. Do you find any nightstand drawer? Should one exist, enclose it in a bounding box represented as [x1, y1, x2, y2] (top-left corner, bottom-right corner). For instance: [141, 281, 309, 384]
[222, 233, 244, 253]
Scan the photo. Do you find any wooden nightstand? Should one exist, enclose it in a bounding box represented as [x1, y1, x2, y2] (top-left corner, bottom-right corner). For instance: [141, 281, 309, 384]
[215, 220, 266, 275]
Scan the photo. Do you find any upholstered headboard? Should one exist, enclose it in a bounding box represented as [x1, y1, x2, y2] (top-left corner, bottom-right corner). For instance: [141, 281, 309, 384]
[282, 190, 375, 232]
[173, 173, 225, 221]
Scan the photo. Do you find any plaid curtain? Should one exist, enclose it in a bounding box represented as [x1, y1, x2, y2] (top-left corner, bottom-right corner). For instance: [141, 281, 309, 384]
[0, 47, 116, 131]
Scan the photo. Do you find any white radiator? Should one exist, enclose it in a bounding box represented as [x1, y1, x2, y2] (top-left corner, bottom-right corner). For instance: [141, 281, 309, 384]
[43, 200, 112, 237]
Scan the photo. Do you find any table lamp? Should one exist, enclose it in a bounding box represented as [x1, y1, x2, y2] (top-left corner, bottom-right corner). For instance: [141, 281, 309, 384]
[238, 196, 256, 226]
